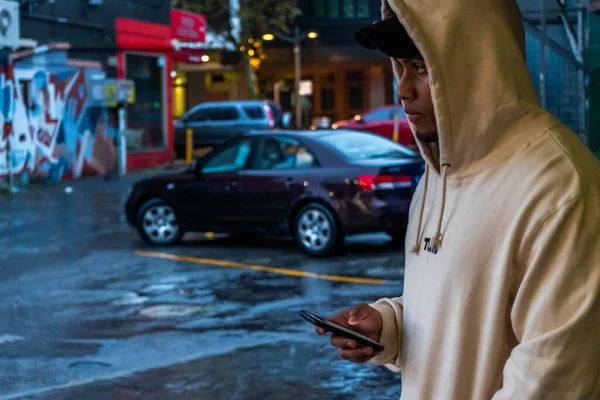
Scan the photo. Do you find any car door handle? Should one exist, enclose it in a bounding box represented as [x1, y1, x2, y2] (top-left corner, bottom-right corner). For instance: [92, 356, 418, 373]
[283, 177, 294, 188]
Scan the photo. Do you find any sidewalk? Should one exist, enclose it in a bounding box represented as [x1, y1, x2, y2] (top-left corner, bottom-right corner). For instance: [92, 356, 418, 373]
[1, 162, 189, 200]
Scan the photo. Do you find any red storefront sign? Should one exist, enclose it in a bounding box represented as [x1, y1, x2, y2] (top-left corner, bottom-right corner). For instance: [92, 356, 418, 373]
[115, 18, 172, 52]
[171, 9, 207, 64]
[171, 9, 206, 42]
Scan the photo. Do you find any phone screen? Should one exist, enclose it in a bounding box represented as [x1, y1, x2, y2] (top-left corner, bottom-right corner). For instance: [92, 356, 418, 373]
[299, 310, 384, 351]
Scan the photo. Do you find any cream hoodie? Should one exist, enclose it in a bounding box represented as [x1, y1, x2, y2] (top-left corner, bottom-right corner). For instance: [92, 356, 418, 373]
[368, 1, 600, 399]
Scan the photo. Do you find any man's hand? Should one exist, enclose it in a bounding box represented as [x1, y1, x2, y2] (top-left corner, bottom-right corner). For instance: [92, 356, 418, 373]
[316, 304, 383, 363]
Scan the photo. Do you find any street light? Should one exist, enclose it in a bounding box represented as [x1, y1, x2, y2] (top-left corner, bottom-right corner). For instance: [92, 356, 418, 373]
[262, 28, 318, 129]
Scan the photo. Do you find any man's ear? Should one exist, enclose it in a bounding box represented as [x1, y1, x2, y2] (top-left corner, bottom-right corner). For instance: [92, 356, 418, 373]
[381, 0, 396, 19]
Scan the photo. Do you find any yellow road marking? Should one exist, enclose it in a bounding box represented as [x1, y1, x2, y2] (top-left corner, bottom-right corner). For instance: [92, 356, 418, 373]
[135, 251, 385, 285]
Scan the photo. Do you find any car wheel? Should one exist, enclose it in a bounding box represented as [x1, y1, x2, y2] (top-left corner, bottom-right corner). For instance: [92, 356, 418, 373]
[294, 203, 342, 256]
[137, 198, 184, 246]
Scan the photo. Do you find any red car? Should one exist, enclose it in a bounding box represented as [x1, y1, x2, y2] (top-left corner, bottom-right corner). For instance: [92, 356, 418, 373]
[333, 105, 415, 148]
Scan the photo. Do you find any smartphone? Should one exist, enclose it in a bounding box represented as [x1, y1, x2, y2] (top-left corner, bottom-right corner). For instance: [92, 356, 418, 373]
[299, 310, 384, 352]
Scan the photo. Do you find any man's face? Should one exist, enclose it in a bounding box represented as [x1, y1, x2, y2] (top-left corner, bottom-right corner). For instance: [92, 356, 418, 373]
[394, 57, 438, 143]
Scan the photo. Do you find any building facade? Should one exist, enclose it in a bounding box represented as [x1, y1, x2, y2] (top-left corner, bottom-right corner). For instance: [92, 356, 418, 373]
[0, 0, 191, 185]
[259, 0, 394, 125]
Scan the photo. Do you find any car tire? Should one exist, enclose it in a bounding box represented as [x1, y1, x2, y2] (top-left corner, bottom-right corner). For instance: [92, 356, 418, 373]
[294, 202, 342, 256]
[136, 198, 184, 246]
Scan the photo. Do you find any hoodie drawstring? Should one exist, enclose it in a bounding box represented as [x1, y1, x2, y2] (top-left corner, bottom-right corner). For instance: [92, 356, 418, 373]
[410, 164, 450, 254]
[410, 165, 430, 254]
[432, 164, 449, 247]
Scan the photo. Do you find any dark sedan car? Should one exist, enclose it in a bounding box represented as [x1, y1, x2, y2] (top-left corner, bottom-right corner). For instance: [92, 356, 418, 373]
[125, 129, 424, 256]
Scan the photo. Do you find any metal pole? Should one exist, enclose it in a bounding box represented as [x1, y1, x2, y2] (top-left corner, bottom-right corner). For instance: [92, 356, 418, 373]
[117, 102, 127, 178]
[294, 39, 302, 129]
[393, 76, 400, 142]
[577, 2, 587, 145]
[540, 0, 547, 109]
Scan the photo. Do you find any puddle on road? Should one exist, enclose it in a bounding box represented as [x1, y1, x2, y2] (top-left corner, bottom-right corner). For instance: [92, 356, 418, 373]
[138, 304, 211, 319]
[138, 284, 177, 296]
[112, 292, 149, 306]
[0, 334, 24, 344]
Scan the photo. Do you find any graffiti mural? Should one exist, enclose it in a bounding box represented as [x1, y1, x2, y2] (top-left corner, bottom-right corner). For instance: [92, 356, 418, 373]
[0, 50, 119, 184]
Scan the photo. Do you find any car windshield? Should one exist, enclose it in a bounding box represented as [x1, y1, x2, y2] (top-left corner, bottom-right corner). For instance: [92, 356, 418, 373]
[319, 131, 416, 160]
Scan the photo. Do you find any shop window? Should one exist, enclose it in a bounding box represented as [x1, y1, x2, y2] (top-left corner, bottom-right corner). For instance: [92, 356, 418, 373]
[328, 0, 340, 19]
[313, 0, 325, 19]
[349, 87, 364, 111]
[356, 0, 369, 18]
[315, 0, 370, 20]
[321, 88, 336, 111]
[125, 53, 166, 153]
[343, 0, 355, 19]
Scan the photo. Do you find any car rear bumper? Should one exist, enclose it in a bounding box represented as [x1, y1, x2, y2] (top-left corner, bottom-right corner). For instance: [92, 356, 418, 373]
[339, 194, 411, 235]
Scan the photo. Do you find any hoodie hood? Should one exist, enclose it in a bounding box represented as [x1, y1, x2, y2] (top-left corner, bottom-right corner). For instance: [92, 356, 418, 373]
[386, 0, 552, 177]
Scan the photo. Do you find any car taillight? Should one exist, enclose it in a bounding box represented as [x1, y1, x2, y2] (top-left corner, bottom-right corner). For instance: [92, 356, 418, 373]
[358, 174, 412, 191]
[264, 103, 275, 129]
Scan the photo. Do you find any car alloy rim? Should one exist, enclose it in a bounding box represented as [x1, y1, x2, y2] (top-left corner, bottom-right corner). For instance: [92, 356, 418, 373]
[298, 209, 332, 252]
[142, 205, 179, 244]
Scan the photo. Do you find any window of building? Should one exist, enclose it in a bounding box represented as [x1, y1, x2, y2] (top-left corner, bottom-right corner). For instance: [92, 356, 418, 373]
[349, 87, 364, 111]
[328, 0, 340, 19]
[343, 0, 355, 19]
[321, 88, 336, 111]
[356, 0, 369, 18]
[314, 0, 325, 19]
[315, 0, 370, 20]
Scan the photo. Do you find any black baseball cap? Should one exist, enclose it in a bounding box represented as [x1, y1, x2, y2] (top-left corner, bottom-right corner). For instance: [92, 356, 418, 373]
[355, 17, 420, 59]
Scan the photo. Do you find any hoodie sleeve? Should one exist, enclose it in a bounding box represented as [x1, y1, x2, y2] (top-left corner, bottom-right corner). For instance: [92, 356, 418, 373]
[493, 194, 600, 400]
[368, 296, 403, 372]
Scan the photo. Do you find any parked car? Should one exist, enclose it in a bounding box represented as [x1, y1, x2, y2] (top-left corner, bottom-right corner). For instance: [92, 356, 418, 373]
[174, 100, 289, 157]
[332, 105, 415, 148]
[126, 129, 424, 256]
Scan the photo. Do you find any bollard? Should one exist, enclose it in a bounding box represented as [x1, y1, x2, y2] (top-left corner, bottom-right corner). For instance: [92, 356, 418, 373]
[185, 127, 193, 164]
[392, 112, 400, 143]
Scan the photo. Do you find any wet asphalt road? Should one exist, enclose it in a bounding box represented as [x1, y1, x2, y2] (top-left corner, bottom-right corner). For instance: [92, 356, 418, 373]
[0, 167, 405, 400]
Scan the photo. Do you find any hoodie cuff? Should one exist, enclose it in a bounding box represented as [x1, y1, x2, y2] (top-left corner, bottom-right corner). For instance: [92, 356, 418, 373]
[368, 299, 403, 369]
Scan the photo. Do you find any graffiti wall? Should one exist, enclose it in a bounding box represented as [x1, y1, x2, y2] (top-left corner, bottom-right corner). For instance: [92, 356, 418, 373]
[0, 50, 119, 184]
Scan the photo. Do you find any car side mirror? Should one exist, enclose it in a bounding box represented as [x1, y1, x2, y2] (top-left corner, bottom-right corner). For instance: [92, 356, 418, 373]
[281, 112, 292, 129]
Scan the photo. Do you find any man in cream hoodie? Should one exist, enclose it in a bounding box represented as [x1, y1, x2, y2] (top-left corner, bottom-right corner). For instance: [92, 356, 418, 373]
[315, 0, 600, 399]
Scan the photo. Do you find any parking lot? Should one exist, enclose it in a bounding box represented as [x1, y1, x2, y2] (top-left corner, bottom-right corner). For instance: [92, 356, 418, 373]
[0, 168, 405, 400]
